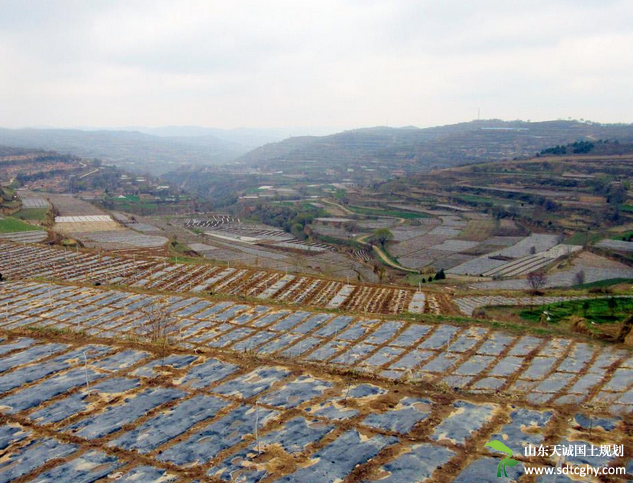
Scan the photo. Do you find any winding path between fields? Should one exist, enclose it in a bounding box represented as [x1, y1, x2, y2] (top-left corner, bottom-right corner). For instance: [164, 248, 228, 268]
[357, 233, 419, 273]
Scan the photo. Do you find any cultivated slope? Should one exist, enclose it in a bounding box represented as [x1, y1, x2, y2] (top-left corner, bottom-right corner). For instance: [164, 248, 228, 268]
[238, 120, 633, 172]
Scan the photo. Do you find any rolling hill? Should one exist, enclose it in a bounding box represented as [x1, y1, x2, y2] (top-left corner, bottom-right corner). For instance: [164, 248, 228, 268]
[237, 120, 633, 172]
[0, 128, 250, 174]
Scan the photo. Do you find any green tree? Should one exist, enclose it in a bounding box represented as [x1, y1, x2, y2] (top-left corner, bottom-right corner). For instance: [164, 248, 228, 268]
[608, 297, 618, 317]
[607, 185, 627, 205]
[582, 300, 591, 317]
[369, 228, 394, 248]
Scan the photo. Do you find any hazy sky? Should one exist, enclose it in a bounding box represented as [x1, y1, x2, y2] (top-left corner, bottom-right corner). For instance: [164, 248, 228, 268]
[1, 0, 632, 131]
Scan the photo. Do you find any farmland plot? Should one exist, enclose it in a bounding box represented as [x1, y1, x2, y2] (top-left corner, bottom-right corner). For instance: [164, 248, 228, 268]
[389, 223, 438, 242]
[0, 231, 47, 243]
[54, 214, 122, 234]
[19, 196, 50, 209]
[470, 251, 633, 290]
[2, 281, 633, 417]
[268, 240, 332, 253]
[456, 218, 497, 242]
[353, 248, 372, 261]
[0, 241, 416, 315]
[45, 195, 168, 251]
[73, 230, 168, 249]
[187, 242, 219, 254]
[0, 243, 151, 285]
[126, 222, 160, 232]
[454, 294, 633, 316]
[0, 283, 632, 482]
[387, 214, 484, 270]
[46, 194, 104, 216]
[482, 244, 581, 278]
[188, 218, 335, 254]
[596, 239, 633, 253]
[311, 224, 351, 239]
[448, 234, 563, 276]
[397, 246, 477, 271]
[356, 218, 402, 230]
[184, 214, 237, 228]
[479, 235, 524, 249]
[204, 223, 294, 244]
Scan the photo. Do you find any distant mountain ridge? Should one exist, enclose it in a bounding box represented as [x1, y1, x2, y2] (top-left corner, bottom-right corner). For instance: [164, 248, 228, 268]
[131, 126, 287, 148]
[237, 120, 633, 172]
[3, 120, 633, 175]
[0, 125, 323, 173]
[0, 127, 249, 173]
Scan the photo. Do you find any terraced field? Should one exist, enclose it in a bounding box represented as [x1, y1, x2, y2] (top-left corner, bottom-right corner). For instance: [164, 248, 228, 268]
[0, 231, 48, 243]
[47, 196, 168, 251]
[184, 215, 238, 228]
[0, 281, 632, 482]
[267, 240, 333, 253]
[448, 234, 562, 276]
[455, 295, 633, 317]
[19, 195, 50, 209]
[481, 245, 581, 278]
[2, 281, 633, 413]
[469, 252, 633, 290]
[202, 223, 294, 244]
[0, 241, 423, 315]
[185, 218, 333, 254]
[597, 239, 633, 253]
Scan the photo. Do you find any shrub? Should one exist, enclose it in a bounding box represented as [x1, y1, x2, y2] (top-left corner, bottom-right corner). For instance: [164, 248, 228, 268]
[472, 308, 487, 319]
[569, 315, 589, 335]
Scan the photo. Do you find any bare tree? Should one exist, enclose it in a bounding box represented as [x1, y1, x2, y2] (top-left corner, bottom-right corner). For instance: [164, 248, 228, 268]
[573, 269, 586, 286]
[377, 266, 387, 284]
[372, 263, 386, 284]
[291, 251, 304, 274]
[139, 302, 175, 363]
[527, 271, 548, 293]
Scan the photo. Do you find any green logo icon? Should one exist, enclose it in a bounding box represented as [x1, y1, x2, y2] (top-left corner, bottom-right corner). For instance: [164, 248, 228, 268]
[485, 440, 519, 477]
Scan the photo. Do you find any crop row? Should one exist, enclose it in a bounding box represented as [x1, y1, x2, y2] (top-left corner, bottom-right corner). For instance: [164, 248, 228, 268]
[0, 241, 422, 315]
[2, 281, 633, 416]
[1, 331, 630, 482]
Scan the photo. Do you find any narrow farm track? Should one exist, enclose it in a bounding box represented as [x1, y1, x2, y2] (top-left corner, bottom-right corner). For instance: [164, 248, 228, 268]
[356, 229, 419, 274]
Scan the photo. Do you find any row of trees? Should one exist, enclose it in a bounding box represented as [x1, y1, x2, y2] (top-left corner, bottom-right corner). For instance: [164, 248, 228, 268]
[538, 140, 595, 156]
[247, 203, 326, 240]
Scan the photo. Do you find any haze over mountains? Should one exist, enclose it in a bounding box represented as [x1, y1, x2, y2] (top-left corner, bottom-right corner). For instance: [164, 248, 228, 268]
[238, 120, 633, 172]
[0, 126, 272, 173]
[131, 126, 298, 148]
[2, 120, 633, 175]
